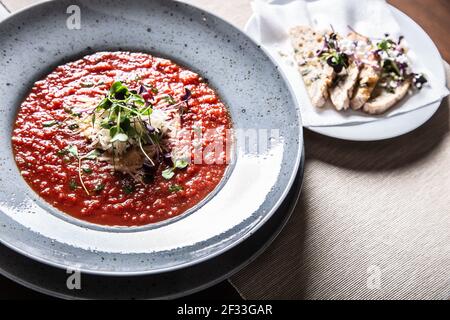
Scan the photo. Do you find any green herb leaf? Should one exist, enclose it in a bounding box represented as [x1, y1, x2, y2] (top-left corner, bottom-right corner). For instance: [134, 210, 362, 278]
[123, 184, 135, 194]
[82, 167, 93, 174]
[67, 145, 79, 158]
[140, 106, 153, 116]
[162, 168, 175, 180]
[163, 95, 176, 105]
[94, 183, 105, 192]
[129, 93, 146, 107]
[110, 133, 129, 143]
[383, 59, 401, 76]
[120, 117, 131, 131]
[57, 149, 69, 156]
[69, 179, 78, 190]
[378, 39, 395, 51]
[150, 87, 159, 94]
[43, 120, 58, 127]
[97, 97, 112, 110]
[175, 159, 189, 169]
[169, 184, 183, 192]
[68, 123, 79, 130]
[100, 120, 113, 129]
[110, 81, 125, 94]
[109, 125, 119, 138]
[83, 149, 101, 160]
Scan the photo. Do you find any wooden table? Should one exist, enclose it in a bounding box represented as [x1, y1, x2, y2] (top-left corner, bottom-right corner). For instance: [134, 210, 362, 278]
[0, 0, 449, 300]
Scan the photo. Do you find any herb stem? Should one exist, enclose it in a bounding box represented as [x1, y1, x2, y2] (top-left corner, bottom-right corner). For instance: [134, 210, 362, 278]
[138, 138, 155, 166]
[78, 157, 90, 196]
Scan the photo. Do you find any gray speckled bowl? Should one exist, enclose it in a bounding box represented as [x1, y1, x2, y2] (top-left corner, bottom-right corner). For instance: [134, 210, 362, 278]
[0, 157, 304, 299]
[0, 0, 303, 275]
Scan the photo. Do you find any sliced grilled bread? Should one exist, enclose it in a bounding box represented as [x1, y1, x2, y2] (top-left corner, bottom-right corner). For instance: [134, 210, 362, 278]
[347, 32, 381, 110]
[363, 80, 411, 115]
[289, 26, 334, 108]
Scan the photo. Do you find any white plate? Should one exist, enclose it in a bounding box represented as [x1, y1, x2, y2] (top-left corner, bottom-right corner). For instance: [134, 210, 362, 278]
[245, 5, 447, 141]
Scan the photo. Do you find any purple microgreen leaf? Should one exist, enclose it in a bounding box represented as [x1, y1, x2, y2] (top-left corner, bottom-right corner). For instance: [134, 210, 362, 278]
[146, 123, 155, 133]
[181, 88, 192, 102]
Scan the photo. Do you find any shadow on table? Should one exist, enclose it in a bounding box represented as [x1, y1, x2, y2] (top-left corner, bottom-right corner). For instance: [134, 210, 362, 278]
[230, 187, 310, 299]
[304, 101, 449, 172]
[0, 272, 242, 300]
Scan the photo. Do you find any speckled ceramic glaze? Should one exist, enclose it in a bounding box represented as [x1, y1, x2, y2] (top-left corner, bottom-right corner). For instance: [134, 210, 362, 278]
[0, 0, 303, 275]
[0, 157, 304, 299]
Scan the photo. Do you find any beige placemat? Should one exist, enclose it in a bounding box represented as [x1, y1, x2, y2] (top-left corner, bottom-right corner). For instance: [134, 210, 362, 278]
[175, 0, 450, 300]
[174, 0, 450, 301]
[229, 64, 450, 300]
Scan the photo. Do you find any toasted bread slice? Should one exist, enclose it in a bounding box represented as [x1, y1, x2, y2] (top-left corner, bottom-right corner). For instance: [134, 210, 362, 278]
[347, 32, 381, 110]
[363, 81, 410, 115]
[329, 62, 360, 110]
[351, 65, 381, 110]
[290, 26, 334, 108]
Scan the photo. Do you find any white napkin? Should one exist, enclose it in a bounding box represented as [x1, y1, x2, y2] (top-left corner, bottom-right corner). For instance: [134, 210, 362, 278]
[0, 4, 9, 21]
[247, 0, 449, 127]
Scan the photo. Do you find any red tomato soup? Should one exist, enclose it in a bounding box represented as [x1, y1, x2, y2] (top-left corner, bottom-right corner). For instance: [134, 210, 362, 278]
[12, 52, 231, 226]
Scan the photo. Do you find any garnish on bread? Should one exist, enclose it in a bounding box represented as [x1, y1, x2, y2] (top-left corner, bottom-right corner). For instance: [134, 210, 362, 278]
[289, 26, 427, 115]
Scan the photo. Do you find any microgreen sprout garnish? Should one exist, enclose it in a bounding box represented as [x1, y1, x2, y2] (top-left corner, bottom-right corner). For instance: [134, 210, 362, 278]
[181, 88, 192, 103]
[68, 123, 79, 130]
[43, 120, 59, 127]
[175, 159, 189, 169]
[93, 81, 161, 156]
[376, 37, 402, 78]
[325, 52, 349, 73]
[83, 149, 101, 160]
[163, 94, 176, 105]
[179, 88, 192, 116]
[150, 86, 159, 95]
[162, 168, 175, 180]
[57, 149, 69, 156]
[169, 184, 183, 193]
[69, 179, 78, 190]
[121, 177, 136, 195]
[377, 38, 396, 52]
[318, 33, 349, 73]
[92, 82, 189, 176]
[87, 81, 172, 177]
[123, 184, 135, 195]
[64, 145, 101, 195]
[64, 81, 192, 193]
[374, 34, 427, 92]
[94, 183, 105, 192]
[82, 167, 93, 174]
[67, 145, 79, 158]
[162, 158, 189, 180]
[382, 59, 401, 76]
